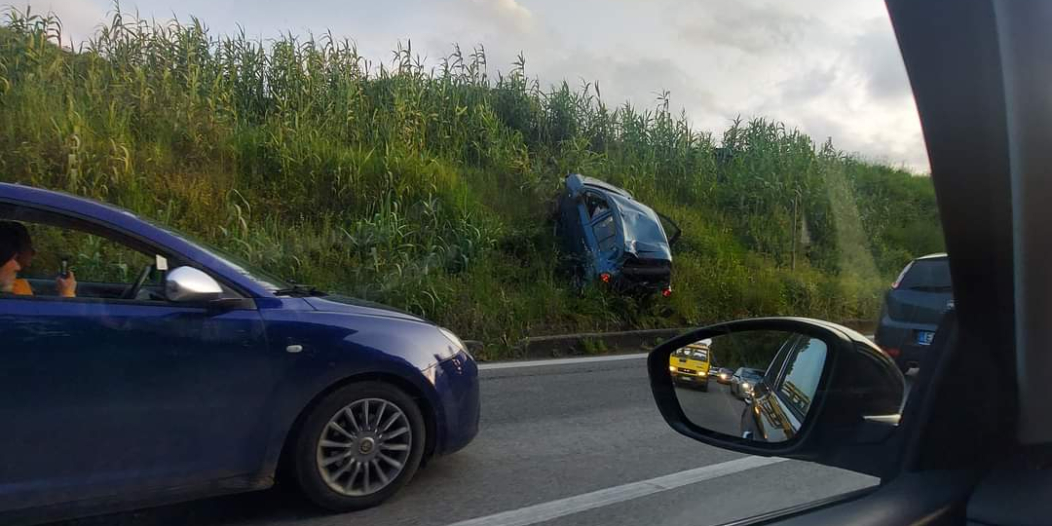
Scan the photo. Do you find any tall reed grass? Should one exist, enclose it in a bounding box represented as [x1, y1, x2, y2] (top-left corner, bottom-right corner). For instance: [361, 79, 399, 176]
[0, 9, 943, 357]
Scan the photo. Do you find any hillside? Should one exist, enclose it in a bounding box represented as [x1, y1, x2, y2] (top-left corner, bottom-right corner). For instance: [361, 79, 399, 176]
[0, 12, 943, 357]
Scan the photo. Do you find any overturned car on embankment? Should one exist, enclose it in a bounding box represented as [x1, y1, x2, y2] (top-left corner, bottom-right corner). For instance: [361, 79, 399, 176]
[555, 173, 680, 296]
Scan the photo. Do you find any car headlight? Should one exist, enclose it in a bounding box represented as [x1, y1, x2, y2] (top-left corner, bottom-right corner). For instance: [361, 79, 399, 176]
[742, 382, 751, 390]
[669, 365, 677, 372]
[438, 326, 470, 359]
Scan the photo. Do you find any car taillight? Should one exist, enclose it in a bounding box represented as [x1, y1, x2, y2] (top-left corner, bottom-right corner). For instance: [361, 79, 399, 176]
[884, 347, 901, 358]
[600, 273, 611, 283]
[891, 261, 914, 289]
[662, 286, 672, 297]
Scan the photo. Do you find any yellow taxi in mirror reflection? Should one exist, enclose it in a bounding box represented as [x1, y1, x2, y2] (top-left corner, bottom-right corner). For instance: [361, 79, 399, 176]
[669, 339, 712, 392]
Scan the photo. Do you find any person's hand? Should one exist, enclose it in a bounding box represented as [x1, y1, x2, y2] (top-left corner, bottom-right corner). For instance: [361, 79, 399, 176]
[56, 270, 76, 298]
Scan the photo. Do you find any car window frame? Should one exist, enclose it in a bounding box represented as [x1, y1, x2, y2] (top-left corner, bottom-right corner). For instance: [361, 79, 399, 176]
[574, 190, 622, 262]
[764, 334, 801, 386]
[770, 336, 826, 423]
[0, 202, 247, 305]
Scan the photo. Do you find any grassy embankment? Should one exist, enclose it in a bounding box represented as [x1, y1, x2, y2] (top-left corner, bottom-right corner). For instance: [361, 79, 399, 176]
[0, 11, 943, 358]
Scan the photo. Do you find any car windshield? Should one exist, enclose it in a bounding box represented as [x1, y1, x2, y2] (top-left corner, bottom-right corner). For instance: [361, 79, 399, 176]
[0, 1, 947, 525]
[153, 223, 291, 292]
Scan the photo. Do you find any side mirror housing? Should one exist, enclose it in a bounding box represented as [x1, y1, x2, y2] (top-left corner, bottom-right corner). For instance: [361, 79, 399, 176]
[165, 266, 223, 303]
[649, 317, 905, 477]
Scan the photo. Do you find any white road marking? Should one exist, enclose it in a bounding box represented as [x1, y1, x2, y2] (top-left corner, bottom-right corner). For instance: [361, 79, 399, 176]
[443, 456, 788, 526]
[478, 353, 648, 371]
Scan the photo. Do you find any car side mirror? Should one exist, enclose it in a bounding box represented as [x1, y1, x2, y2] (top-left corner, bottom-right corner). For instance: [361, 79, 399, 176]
[649, 317, 906, 477]
[165, 266, 222, 303]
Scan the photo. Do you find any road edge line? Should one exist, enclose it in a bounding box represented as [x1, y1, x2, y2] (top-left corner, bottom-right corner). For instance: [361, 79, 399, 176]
[442, 456, 788, 526]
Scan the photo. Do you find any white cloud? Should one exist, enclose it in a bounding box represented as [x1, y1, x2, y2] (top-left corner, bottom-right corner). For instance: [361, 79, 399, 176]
[15, 0, 107, 47]
[467, 0, 535, 35]
[849, 17, 912, 102]
[677, 2, 814, 55]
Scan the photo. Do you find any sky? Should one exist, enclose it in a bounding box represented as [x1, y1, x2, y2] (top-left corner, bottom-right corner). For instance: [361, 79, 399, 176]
[10, 0, 930, 172]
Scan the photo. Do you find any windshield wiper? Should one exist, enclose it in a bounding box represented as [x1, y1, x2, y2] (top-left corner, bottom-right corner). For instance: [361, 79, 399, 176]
[274, 283, 327, 297]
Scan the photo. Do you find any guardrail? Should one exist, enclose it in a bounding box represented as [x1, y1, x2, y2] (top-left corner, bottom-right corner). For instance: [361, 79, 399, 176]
[467, 318, 878, 362]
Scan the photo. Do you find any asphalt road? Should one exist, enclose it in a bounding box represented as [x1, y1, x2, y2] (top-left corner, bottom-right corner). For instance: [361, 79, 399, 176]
[675, 380, 749, 438]
[49, 356, 880, 526]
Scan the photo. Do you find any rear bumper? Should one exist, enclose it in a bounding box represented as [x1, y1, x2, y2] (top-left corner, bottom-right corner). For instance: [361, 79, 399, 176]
[875, 315, 939, 369]
[431, 351, 480, 456]
[614, 260, 671, 292]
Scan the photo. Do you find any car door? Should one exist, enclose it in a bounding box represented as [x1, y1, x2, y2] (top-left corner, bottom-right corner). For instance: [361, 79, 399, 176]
[0, 212, 276, 511]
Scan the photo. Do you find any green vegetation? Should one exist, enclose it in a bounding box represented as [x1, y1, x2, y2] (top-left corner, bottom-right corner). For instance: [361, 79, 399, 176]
[0, 10, 943, 359]
[710, 331, 797, 371]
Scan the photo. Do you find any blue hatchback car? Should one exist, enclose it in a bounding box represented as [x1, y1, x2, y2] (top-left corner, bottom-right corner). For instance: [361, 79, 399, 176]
[556, 174, 679, 295]
[0, 183, 480, 523]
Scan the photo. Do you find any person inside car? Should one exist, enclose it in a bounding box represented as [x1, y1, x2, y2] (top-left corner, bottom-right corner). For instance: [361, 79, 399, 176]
[0, 221, 76, 297]
[0, 224, 22, 294]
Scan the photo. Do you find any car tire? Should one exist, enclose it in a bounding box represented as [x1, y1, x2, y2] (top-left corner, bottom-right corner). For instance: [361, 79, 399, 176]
[699, 380, 709, 392]
[291, 381, 426, 512]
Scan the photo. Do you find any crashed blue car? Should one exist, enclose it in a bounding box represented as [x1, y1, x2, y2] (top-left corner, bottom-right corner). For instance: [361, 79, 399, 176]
[556, 174, 679, 295]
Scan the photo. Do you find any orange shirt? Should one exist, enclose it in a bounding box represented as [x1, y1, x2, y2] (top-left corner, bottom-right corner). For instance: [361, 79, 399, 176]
[12, 278, 32, 296]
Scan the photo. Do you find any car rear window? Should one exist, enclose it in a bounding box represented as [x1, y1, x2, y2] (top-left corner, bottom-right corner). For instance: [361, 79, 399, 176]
[899, 259, 951, 290]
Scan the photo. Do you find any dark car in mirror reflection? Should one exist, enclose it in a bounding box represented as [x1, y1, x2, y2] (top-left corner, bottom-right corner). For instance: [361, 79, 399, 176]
[730, 367, 764, 399]
[713, 367, 733, 384]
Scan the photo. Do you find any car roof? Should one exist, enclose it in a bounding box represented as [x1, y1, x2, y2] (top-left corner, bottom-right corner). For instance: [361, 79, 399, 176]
[0, 182, 145, 222]
[566, 173, 633, 198]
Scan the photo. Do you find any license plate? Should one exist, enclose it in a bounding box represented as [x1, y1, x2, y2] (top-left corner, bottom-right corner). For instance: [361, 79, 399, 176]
[916, 331, 934, 346]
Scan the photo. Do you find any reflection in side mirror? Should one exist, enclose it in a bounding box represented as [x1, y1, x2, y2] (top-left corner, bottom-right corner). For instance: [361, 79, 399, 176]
[165, 266, 222, 302]
[669, 330, 828, 444]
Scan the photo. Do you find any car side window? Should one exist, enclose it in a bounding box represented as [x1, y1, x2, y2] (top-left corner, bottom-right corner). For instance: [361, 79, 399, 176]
[1, 208, 239, 302]
[584, 193, 610, 219]
[4, 219, 163, 300]
[593, 215, 618, 253]
[764, 335, 799, 385]
[774, 337, 827, 419]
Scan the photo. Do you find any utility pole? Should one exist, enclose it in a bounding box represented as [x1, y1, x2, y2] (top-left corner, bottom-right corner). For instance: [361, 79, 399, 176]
[790, 189, 801, 272]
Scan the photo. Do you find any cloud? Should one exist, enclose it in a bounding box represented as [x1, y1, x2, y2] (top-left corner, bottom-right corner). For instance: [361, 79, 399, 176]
[535, 52, 716, 118]
[848, 18, 912, 102]
[777, 66, 839, 106]
[467, 0, 535, 35]
[677, 2, 816, 55]
[15, 0, 107, 46]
